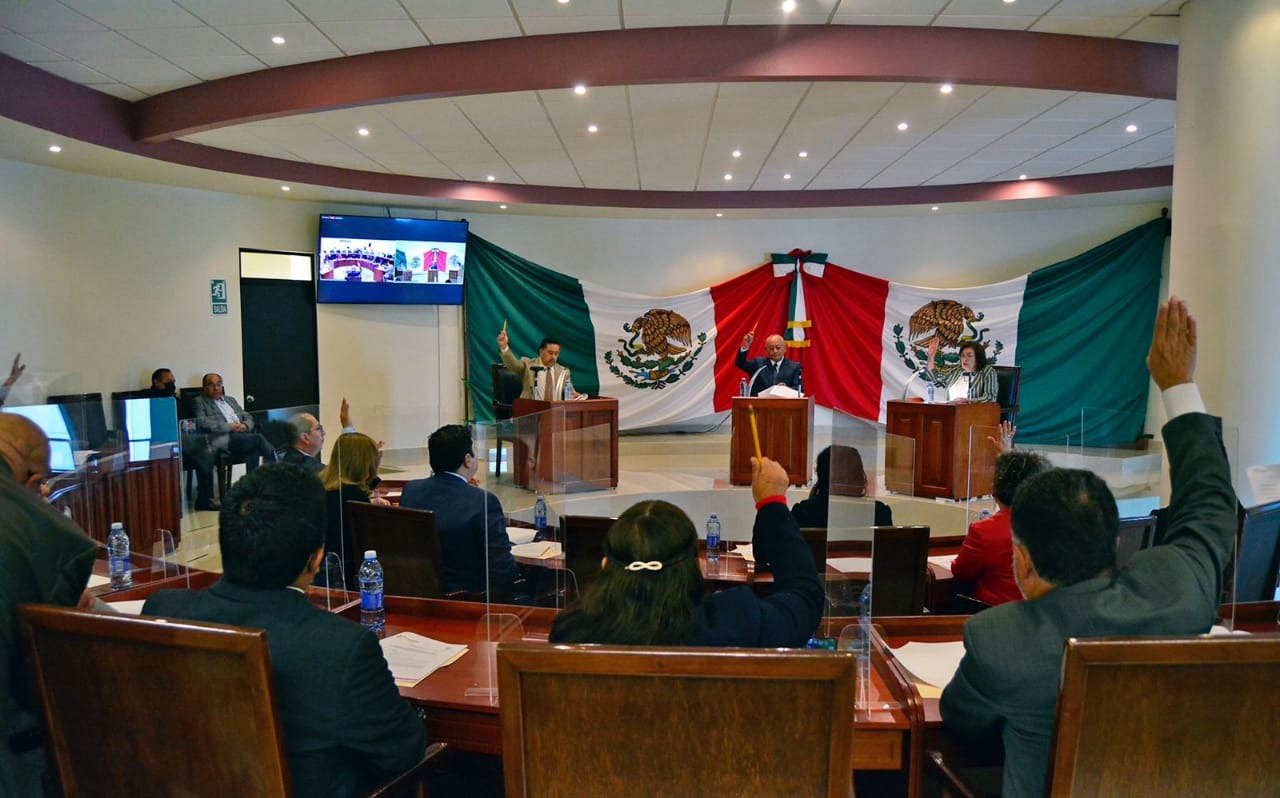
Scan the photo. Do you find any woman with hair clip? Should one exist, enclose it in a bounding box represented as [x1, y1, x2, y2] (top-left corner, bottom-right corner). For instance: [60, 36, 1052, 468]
[318, 432, 387, 588]
[550, 457, 825, 647]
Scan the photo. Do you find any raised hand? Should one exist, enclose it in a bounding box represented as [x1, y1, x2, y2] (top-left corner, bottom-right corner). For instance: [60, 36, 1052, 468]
[4, 353, 24, 389]
[987, 420, 1016, 453]
[742, 330, 756, 348]
[497, 329, 509, 349]
[751, 456, 789, 503]
[1146, 297, 1197, 391]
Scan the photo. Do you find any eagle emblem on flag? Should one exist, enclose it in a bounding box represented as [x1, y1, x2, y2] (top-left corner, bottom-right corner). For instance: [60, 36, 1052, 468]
[604, 309, 708, 390]
[892, 299, 1003, 374]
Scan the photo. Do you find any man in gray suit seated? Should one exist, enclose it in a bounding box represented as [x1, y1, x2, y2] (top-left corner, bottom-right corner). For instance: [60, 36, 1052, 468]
[940, 297, 1237, 798]
[189, 372, 275, 473]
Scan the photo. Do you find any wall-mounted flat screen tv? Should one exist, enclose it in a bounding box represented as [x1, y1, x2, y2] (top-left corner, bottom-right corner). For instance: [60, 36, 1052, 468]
[317, 215, 468, 305]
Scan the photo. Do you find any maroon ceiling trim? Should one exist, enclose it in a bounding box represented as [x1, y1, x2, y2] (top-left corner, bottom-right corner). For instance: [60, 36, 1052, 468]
[0, 25, 1176, 211]
[132, 26, 1176, 142]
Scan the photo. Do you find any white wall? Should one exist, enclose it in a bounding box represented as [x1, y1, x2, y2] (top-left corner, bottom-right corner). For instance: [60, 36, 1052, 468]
[0, 157, 1171, 449]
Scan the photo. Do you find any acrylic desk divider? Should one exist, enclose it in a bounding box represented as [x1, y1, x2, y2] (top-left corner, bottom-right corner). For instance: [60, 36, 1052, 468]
[466, 613, 525, 702]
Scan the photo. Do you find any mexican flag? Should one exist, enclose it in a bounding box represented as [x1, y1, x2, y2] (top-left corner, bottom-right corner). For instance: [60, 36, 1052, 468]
[466, 218, 1167, 443]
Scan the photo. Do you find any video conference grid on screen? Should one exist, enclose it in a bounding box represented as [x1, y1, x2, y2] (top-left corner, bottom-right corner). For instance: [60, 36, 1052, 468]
[316, 215, 468, 305]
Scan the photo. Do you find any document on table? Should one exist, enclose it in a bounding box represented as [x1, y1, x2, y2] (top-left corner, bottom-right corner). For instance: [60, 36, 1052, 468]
[103, 599, 147, 615]
[927, 554, 958, 571]
[507, 526, 538, 545]
[827, 557, 873, 573]
[87, 573, 110, 588]
[379, 632, 468, 687]
[892, 640, 966, 698]
[511, 541, 562, 559]
[730, 543, 755, 562]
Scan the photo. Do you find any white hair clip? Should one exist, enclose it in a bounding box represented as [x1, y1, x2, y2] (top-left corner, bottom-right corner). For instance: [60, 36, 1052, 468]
[624, 560, 663, 571]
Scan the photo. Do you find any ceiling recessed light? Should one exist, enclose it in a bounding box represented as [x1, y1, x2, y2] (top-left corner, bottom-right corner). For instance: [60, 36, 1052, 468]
[587, 124, 598, 133]
[573, 84, 587, 95]
[1018, 174, 1028, 180]
[897, 122, 909, 132]
[1125, 123, 1139, 133]
[732, 149, 741, 158]
[1003, 0, 1016, 4]
[781, 0, 797, 13]
[357, 127, 369, 137]
[716, 212, 724, 217]
[558, 0, 570, 4]
[798, 150, 808, 158]
[280, 185, 290, 191]
[940, 83, 953, 95]
[724, 173, 732, 181]
[48, 144, 62, 153]
[931, 206, 939, 211]
[271, 35, 285, 45]
[783, 173, 792, 180]
[486, 175, 496, 182]
[500, 204, 508, 209]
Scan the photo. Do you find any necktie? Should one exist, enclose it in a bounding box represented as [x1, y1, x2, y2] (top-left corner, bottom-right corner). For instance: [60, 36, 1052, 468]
[543, 368, 554, 401]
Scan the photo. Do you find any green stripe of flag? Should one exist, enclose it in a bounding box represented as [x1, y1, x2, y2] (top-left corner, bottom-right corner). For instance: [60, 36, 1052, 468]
[465, 233, 598, 422]
[1015, 218, 1169, 445]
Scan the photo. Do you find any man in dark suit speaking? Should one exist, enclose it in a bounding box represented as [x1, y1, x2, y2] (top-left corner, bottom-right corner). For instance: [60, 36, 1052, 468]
[735, 330, 802, 396]
[939, 297, 1237, 798]
[143, 465, 426, 797]
[399, 425, 521, 598]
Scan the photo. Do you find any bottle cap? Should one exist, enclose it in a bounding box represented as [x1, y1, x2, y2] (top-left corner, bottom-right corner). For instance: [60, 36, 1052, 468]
[364, 550, 377, 559]
[708, 513, 719, 519]
[110, 522, 124, 530]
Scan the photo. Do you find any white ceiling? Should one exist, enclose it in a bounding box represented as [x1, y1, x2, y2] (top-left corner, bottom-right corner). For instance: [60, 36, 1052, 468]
[0, 0, 1185, 209]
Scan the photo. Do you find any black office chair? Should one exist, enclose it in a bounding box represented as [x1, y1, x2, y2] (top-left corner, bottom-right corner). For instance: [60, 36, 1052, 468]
[491, 363, 524, 476]
[47, 393, 110, 449]
[993, 366, 1021, 425]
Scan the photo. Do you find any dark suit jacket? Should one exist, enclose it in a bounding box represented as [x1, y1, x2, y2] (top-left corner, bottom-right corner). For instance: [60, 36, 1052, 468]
[282, 447, 323, 475]
[399, 473, 520, 594]
[939, 412, 1237, 798]
[143, 579, 426, 798]
[791, 495, 892, 528]
[0, 463, 97, 796]
[735, 349, 802, 396]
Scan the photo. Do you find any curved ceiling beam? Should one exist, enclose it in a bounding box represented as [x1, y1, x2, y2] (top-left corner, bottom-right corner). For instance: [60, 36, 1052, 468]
[0, 45, 1173, 211]
[132, 25, 1177, 142]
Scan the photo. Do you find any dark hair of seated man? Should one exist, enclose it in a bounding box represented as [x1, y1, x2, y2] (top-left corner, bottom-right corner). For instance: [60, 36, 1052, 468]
[218, 463, 326, 589]
[1010, 468, 1119, 586]
[428, 423, 473, 473]
[992, 451, 1052, 507]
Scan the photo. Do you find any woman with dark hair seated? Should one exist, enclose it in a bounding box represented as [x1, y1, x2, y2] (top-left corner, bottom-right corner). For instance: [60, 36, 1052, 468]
[550, 457, 824, 647]
[791, 445, 892, 529]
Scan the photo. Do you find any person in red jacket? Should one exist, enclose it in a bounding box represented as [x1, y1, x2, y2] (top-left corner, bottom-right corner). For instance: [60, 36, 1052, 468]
[950, 448, 1051, 606]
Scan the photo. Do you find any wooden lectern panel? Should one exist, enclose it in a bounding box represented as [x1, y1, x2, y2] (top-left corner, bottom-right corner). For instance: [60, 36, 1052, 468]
[512, 397, 619, 493]
[729, 397, 814, 486]
[885, 400, 998, 500]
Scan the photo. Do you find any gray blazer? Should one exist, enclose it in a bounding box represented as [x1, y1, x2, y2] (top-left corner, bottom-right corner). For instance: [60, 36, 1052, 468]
[188, 392, 254, 451]
[939, 412, 1237, 798]
[499, 348, 572, 401]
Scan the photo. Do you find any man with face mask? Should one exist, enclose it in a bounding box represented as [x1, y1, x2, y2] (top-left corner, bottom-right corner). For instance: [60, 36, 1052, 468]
[149, 368, 218, 511]
[0, 414, 96, 797]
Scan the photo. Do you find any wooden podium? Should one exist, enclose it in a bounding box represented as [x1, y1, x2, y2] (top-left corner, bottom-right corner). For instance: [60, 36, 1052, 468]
[512, 397, 619, 493]
[730, 396, 814, 486]
[885, 400, 999, 500]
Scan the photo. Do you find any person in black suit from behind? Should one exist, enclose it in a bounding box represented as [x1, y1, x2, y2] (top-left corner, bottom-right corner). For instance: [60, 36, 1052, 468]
[142, 464, 426, 798]
[399, 425, 521, 597]
[735, 331, 802, 396]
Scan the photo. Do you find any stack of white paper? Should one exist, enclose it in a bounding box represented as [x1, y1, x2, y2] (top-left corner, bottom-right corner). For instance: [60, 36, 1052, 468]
[827, 557, 873, 573]
[893, 640, 966, 690]
[506, 526, 538, 545]
[379, 632, 468, 685]
[927, 554, 958, 570]
[511, 541, 562, 559]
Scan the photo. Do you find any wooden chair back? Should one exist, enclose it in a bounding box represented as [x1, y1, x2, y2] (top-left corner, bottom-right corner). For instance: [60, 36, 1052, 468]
[1048, 635, 1280, 796]
[561, 514, 615, 599]
[19, 604, 292, 797]
[871, 525, 930, 615]
[346, 501, 445, 599]
[1114, 514, 1157, 568]
[497, 643, 855, 798]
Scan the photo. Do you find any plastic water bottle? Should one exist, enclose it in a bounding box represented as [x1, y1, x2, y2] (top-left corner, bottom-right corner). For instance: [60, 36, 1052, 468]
[107, 522, 132, 589]
[534, 494, 548, 538]
[358, 550, 385, 637]
[739, 377, 748, 397]
[926, 382, 935, 403]
[705, 514, 721, 564]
